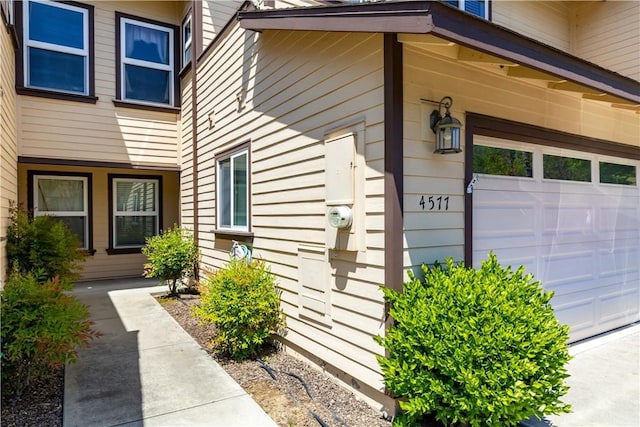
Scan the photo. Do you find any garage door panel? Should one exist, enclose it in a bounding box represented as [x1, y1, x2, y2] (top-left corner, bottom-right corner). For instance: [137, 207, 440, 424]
[473, 138, 639, 342]
[472, 248, 537, 276]
[473, 205, 535, 244]
[552, 295, 596, 341]
[541, 249, 595, 289]
[542, 205, 593, 235]
[598, 207, 640, 232]
[599, 286, 640, 325]
[599, 247, 639, 279]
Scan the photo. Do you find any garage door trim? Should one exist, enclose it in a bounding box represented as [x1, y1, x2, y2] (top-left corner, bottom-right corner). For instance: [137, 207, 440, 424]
[464, 113, 640, 265]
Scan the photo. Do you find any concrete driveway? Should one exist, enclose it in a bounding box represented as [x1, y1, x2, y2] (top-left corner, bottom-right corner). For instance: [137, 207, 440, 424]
[525, 324, 640, 427]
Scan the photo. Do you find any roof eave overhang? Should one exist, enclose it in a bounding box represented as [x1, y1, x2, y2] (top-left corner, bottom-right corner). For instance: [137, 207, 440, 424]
[238, 1, 639, 104]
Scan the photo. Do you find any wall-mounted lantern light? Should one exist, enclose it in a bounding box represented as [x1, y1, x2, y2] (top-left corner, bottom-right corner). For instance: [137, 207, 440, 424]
[429, 96, 462, 154]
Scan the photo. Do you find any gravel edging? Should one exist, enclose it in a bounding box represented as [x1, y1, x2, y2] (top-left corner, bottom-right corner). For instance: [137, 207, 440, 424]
[0, 367, 64, 427]
[160, 295, 392, 427]
[0, 293, 392, 427]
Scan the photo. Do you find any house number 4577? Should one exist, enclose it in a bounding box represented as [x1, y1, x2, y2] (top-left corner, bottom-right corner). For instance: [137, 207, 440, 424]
[419, 195, 449, 211]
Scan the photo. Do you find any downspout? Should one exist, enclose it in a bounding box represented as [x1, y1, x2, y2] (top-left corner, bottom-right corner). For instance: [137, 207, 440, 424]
[191, 0, 202, 273]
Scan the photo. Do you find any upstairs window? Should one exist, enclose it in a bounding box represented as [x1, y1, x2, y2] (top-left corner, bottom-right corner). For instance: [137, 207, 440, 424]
[22, 0, 92, 95]
[1, 0, 14, 25]
[117, 13, 176, 106]
[217, 148, 249, 231]
[182, 12, 192, 67]
[444, 0, 489, 19]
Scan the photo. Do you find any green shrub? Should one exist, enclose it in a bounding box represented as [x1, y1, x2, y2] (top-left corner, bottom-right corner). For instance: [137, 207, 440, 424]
[6, 205, 85, 285]
[142, 226, 199, 296]
[193, 258, 285, 360]
[375, 253, 571, 427]
[1, 271, 100, 399]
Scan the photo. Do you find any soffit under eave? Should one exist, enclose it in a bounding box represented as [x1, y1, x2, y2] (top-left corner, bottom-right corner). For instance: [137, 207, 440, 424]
[238, 1, 639, 108]
[398, 33, 640, 114]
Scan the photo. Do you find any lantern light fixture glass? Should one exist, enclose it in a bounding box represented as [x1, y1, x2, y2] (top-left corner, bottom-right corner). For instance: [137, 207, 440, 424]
[430, 96, 463, 154]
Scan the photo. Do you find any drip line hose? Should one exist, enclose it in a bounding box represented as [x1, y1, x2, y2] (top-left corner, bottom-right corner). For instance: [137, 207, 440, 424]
[257, 359, 349, 427]
[257, 359, 277, 380]
[284, 371, 314, 399]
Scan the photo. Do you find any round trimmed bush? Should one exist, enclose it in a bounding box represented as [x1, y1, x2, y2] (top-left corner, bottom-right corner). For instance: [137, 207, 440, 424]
[375, 253, 571, 426]
[194, 258, 284, 360]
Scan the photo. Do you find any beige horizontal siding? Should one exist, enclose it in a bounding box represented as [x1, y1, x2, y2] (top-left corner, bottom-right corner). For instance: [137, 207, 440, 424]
[492, 1, 571, 51]
[1, 22, 17, 286]
[402, 42, 640, 275]
[189, 23, 387, 397]
[18, 1, 181, 167]
[17, 164, 179, 281]
[573, 1, 640, 81]
[202, 1, 243, 48]
[272, 0, 325, 8]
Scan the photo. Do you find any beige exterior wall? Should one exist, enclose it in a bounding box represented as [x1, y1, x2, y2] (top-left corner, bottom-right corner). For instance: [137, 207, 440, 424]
[492, 1, 572, 51]
[1, 19, 17, 286]
[179, 67, 195, 232]
[190, 22, 389, 403]
[572, 0, 640, 81]
[17, 163, 179, 281]
[492, 1, 640, 81]
[402, 42, 639, 273]
[17, 1, 182, 168]
[202, 1, 243, 47]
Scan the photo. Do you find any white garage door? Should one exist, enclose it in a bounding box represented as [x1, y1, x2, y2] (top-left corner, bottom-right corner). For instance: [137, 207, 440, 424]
[472, 136, 640, 343]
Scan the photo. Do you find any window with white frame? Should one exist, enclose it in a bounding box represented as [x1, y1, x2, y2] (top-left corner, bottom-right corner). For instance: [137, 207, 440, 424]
[1, 0, 14, 25]
[217, 148, 249, 231]
[444, 0, 489, 19]
[112, 177, 159, 248]
[181, 12, 192, 67]
[22, 0, 90, 94]
[117, 14, 175, 106]
[33, 174, 89, 249]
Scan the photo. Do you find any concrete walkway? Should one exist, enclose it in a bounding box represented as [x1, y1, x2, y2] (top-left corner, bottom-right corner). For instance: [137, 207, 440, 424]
[63, 278, 277, 427]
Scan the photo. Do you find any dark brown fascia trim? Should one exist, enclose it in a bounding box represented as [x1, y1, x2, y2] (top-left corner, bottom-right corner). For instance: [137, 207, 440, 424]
[238, 2, 433, 33]
[463, 112, 640, 266]
[463, 115, 474, 268]
[107, 173, 163, 254]
[27, 169, 95, 255]
[19, 156, 181, 172]
[238, 1, 639, 104]
[16, 87, 98, 103]
[384, 33, 403, 298]
[14, 1, 96, 100]
[467, 113, 640, 160]
[112, 99, 180, 114]
[213, 229, 254, 242]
